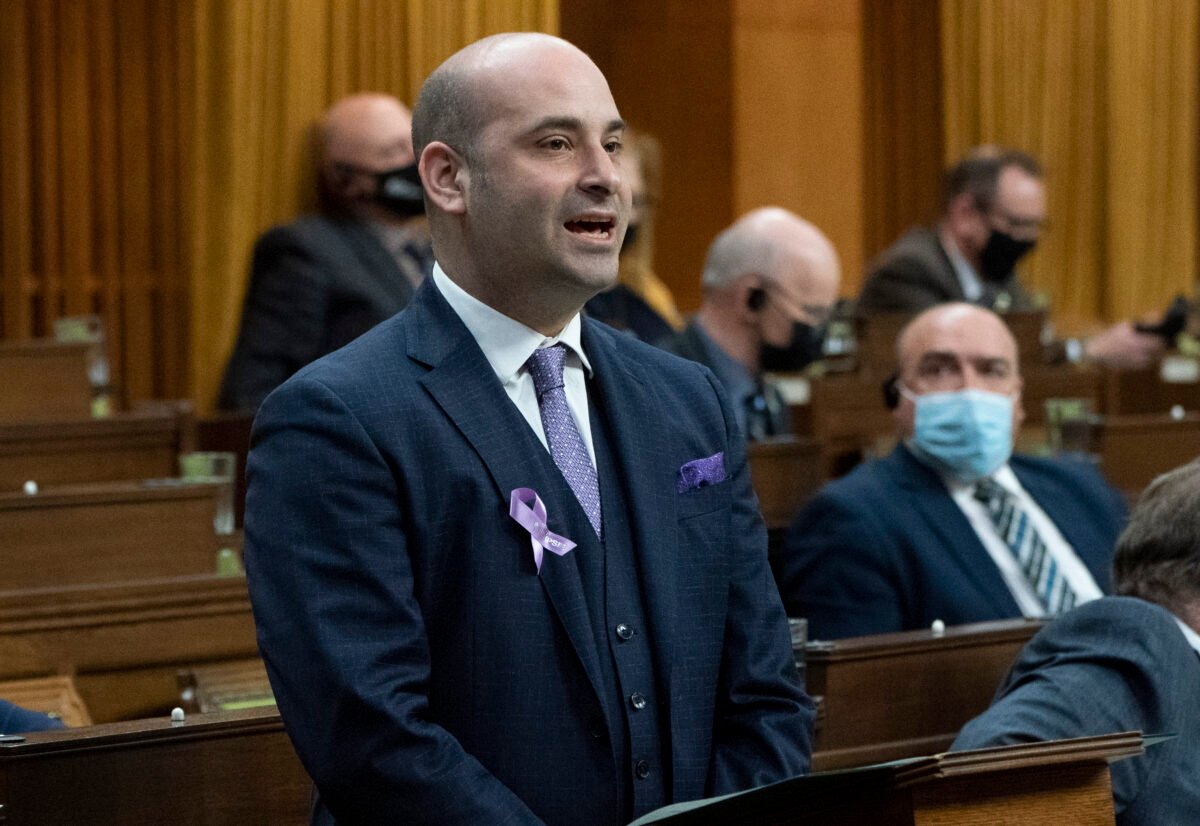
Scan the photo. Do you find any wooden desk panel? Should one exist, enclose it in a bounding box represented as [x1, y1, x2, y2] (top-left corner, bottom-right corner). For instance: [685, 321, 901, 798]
[1103, 363, 1200, 415]
[0, 708, 310, 825]
[1099, 413, 1200, 493]
[0, 575, 258, 722]
[0, 340, 92, 424]
[0, 481, 223, 589]
[748, 437, 823, 531]
[0, 408, 187, 492]
[1021, 365, 1103, 424]
[805, 619, 1041, 771]
[0, 675, 92, 727]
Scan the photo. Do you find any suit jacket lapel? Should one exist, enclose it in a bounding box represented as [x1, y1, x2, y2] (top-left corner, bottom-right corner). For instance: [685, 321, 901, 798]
[336, 220, 414, 309]
[1014, 463, 1111, 591]
[405, 281, 606, 699]
[583, 321, 678, 693]
[888, 446, 1020, 617]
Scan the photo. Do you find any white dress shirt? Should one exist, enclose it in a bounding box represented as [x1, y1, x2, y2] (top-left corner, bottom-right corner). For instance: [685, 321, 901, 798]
[1174, 615, 1200, 656]
[431, 263, 596, 466]
[944, 464, 1103, 617]
[941, 230, 985, 303]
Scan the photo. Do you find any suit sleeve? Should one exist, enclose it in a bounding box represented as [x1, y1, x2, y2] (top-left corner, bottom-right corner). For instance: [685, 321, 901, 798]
[775, 489, 907, 640]
[218, 228, 331, 411]
[857, 256, 952, 315]
[244, 377, 543, 825]
[951, 604, 1171, 815]
[702, 370, 816, 794]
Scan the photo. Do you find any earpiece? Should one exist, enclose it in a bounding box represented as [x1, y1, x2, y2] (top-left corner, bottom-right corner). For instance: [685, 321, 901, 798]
[882, 372, 900, 410]
[746, 288, 766, 311]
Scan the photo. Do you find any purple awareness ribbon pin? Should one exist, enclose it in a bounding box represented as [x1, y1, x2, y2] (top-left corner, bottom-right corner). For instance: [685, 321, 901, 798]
[509, 488, 576, 574]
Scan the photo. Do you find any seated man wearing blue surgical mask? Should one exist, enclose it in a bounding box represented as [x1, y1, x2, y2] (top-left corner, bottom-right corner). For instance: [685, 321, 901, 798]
[774, 303, 1126, 639]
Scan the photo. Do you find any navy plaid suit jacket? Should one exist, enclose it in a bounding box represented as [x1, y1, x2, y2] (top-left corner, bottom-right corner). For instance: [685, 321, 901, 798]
[245, 278, 813, 824]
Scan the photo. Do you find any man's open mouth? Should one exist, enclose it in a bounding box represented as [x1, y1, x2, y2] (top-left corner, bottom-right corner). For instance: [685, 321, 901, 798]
[565, 217, 616, 240]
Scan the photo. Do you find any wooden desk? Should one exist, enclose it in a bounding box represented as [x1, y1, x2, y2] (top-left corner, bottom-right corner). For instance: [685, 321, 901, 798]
[0, 406, 192, 492]
[1022, 364, 1103, 424]
[0, 708, 310, 825]
[0, 575, 258, 722]
[1099, 413, 1200, 493]
[642, 732, 1136, 825]
[805, 619, 1041, 771]
[0, 675, 92, 727]
[0, 340, 92, 424]
[748, 437, 823, 531]
[0, 481, 225, 590]
[1103, 361, 1200, 415]
[179, 659, 274, 714]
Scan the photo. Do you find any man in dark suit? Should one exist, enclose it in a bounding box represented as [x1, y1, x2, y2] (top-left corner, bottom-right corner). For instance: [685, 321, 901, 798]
[858, 147, 1160, 370]
[0, 699, 64, 734]
[245, 33, 813, 825]
[658, 208, 840, 441]
[954, 458, 1200, 825]
[218, 93, 434, 411]
[775, 303, 1125, 639]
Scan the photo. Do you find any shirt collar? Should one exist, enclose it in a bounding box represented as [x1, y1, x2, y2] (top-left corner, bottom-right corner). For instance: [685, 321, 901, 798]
[1173, 614, 1200, 656]
[939, 226, 984, 303]
[431, 262, 592, 383]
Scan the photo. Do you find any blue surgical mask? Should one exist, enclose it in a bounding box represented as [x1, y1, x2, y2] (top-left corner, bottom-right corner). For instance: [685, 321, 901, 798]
[902, 386, 1014, 482]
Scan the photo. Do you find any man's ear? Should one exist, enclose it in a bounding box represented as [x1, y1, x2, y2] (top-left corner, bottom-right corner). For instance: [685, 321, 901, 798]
[419, 142, 468, 215]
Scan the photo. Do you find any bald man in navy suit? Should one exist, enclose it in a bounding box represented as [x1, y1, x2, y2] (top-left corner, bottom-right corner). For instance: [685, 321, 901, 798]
[245, 33, 813, 826]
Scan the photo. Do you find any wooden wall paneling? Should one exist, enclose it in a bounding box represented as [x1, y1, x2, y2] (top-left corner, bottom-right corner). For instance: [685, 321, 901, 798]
[115, 0, 156, 403]
[151, 0, 188, 401]
[31, 0, 63, 335]
[861, 0, 944, 268]
[92, 0, 127, 395]
[0, 2, 34, 339]
[563, 0, 736, 314]
[733, 0, 866, 298]
[57, 0, 94, 319]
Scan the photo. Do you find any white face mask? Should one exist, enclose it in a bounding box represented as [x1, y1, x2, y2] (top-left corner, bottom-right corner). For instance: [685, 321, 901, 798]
[902, 386, 1014, 482]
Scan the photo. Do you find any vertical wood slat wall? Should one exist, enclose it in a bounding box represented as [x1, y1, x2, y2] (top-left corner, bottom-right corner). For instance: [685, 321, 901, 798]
[941, 0, 1198, 330]
[0, 0, 192, 402]
[0, 0, 557, 411]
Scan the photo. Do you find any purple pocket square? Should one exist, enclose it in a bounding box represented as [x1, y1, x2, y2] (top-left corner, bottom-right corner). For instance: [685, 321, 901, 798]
[677, 452, 726, 493]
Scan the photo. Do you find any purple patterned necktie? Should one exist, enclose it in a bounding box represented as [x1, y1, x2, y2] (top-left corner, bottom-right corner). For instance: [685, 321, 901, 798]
[526, 344, 602, 538]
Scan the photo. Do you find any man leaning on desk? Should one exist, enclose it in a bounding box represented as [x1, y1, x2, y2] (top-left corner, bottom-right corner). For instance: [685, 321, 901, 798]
[955, 458, 1200, 825]
[775, 302, 1127, 639]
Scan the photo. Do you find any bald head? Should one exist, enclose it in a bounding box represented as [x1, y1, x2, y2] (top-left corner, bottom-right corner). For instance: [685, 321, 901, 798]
[413, 33, 596, 164]
[703, 207, 840, 302]
[320, 93, 414, 170]
[893, 303, 1024, 438]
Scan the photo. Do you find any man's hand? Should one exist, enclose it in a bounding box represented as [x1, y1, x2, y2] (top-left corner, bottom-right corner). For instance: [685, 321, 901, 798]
[1083, 322, 1164, 370]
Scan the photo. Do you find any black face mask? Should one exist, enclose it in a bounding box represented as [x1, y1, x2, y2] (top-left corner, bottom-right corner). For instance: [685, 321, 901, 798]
[760, 321, 824, 373]
[979, 228, 1036, 284]
[374, 162, 425, 218]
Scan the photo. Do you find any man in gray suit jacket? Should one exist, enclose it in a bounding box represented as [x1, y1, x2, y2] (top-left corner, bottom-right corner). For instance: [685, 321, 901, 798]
[218, 93, 433, 411]
[953, 458, 1200, 825]
[859, 147, 1160, 371]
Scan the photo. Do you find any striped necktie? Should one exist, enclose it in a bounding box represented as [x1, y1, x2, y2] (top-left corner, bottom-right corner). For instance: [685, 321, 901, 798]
[973, 477, 1077, 615]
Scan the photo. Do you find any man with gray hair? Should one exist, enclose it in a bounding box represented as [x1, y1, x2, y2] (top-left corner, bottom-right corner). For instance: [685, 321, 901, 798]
[954, 458, 1200, 825]
[659, 207, 840, 440]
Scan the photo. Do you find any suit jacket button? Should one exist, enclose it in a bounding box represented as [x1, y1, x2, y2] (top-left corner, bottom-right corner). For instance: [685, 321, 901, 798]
[589, 719, 604, 739]
[629, 692, 647, 711]
[635, 759, 650, 779]
[615, 623, 634, 641]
